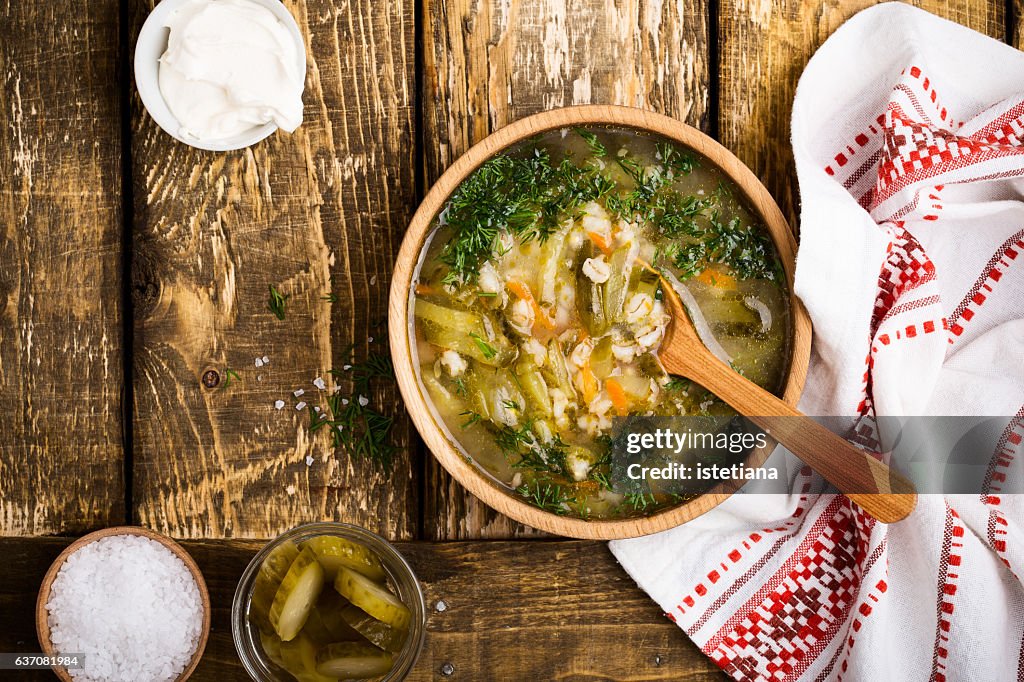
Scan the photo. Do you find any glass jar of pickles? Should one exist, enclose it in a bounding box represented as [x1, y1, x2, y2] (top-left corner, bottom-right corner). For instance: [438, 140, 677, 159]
[232, 522, 426, 681]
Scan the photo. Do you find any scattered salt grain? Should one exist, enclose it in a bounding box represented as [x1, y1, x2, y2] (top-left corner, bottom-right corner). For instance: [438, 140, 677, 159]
[254, 357, 264, 368]
[341, 398, 349, 406]
[370, 275, 377, 285]
[45, 535, 202, 682]
[262, 356, 270, 364]
[313, 377, 326, 390]
[295, 401, 307, 410]
[343, 364, 352, 371]
[305, 456, 314, 467]
[286, 484, 296, 496]
[274, 400, 285, 410]
[313, 406, 321, 413]
[358, 395, 369, 407]
[367, 336, 374, 343]
[293, 388, 305, 397]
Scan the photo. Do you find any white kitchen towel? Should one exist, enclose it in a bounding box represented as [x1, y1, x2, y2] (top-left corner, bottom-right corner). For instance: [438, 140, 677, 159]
[610, 4, 1024, 681]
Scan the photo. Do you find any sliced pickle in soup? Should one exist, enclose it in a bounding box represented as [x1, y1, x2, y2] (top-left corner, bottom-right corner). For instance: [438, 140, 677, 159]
[415, 299, 514, 366]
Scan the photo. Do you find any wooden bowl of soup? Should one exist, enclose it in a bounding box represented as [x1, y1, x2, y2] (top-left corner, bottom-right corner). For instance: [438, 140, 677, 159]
[389, 106, 811, 539]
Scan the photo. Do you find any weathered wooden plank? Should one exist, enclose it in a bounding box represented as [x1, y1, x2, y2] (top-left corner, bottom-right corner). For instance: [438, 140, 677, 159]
[0, 537, 726, 681]
[1016, 1, 1022, 48]
[718, 0, 1007, 231]
[421, 0, 712, 540]
[129, 0, 418, 539]
[0, 1, 125, 534]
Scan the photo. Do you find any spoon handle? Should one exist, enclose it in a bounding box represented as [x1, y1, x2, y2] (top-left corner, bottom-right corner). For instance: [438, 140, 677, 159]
[683, 359, 917, 524]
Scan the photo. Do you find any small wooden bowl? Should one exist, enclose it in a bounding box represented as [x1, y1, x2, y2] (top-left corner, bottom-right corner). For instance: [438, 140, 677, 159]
[36, 526, 211, 682]
[389, 105, 812, 539]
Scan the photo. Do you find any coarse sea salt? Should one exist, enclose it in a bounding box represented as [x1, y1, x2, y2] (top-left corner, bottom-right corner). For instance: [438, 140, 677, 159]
[46, 535, 202, 682]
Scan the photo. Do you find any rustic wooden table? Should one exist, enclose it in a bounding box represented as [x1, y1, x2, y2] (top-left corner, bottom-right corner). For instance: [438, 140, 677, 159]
[0, 1, 1015, 680]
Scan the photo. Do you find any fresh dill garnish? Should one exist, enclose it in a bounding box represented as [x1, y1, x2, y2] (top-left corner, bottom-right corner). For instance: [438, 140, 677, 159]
[220, 367, 241, 389]
[656, 141, 697, 176]
[512, 435, 568, 475]
[624, 491, 657, 512]
[664, 377, 690, 392]
[469, 333, 497, 360]
[453, 376, 468, 397]
[575, 128, 607, 157]
[663, 213, 782, 281]
[459, 410, 483, 428]
[321, 294, 338, 302]
[592, 470, 613, 491]
[268, 285, 290, 320]
[494, 420, 536, 455]
[477, 291, 498, 298]
[437, 148, 616, 285]
[502, 399, 520, 411]
[516, 480, 570, 515]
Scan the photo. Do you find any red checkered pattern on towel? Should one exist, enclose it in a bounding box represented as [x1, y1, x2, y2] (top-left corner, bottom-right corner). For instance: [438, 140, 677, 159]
[611, 6, 1024, 681]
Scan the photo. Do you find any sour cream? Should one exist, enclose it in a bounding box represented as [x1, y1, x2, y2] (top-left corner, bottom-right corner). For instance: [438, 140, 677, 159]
[158, 0, 304, 142]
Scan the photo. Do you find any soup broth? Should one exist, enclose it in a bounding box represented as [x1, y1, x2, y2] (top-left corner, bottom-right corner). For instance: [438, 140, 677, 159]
[411, 127, 790, 519]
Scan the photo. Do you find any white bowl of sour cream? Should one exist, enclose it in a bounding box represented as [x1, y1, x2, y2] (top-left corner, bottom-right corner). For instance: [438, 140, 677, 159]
[135, 0, 306, 151]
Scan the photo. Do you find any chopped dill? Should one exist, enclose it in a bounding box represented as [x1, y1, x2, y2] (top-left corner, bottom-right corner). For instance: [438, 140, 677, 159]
[220, 367, 241, 390]
[460, 410, 483, 428]
[664, 377, 690, 392]
[316, 340, 399, 469]
[268, 285, 290, 320]
[438, 148, 616, 285]
[516, 480, 570, 515]
[575, 128, 607, 157]
[469, 333, 497, 360]
[624, 491, 657, 512]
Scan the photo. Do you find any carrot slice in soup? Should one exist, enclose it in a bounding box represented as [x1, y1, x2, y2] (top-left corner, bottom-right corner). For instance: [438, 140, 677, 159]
[579, 360, 599, 404]
[605, 378, 629, 416]
[586, 230, 614, 256]
[506, 279, 555, 331]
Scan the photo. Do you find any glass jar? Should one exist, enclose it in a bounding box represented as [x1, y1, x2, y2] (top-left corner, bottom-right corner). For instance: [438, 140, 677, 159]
[232, 522, 426, 681]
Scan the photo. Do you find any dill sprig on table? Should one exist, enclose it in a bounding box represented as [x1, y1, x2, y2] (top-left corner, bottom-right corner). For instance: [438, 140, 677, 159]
[220, 367, 241, 390]
[268, 285, 289, 320]
[311, 343, 399, 469]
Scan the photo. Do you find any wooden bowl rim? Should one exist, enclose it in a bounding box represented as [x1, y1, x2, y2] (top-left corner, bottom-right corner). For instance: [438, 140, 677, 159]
[389, 105, 812, 540]
[35, 526, 212, 682]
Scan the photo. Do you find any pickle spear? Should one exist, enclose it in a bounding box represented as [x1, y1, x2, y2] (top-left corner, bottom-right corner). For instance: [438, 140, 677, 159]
[279, 633, 335, 682]
[334, 566, 411, 630]
[315, 641, 394, 679]
[340, 604, 408, 653]
[303, 535, 387, 582]
[270, 548, 325, 641]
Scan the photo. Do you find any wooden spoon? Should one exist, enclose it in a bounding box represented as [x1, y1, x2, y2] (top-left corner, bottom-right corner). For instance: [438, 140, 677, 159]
[649, 266, 917, 523]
